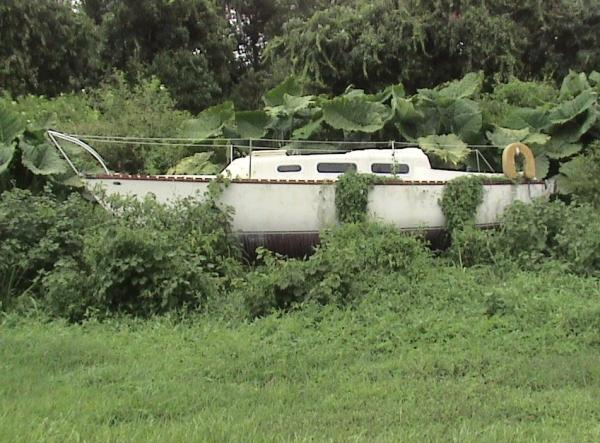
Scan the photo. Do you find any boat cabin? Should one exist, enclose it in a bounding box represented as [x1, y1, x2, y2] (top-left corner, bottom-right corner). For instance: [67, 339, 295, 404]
[223, 148, 478, 181]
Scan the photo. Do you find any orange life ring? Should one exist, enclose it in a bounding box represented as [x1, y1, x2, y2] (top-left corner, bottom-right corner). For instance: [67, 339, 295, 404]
[502, 143, 536, 180]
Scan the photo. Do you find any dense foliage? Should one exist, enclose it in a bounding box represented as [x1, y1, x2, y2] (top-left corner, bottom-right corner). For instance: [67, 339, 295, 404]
[0, 187, 241, 320]
[265, 0, 600, 95]
[3, 184, 600, 321]
[2, 0, 600, 113]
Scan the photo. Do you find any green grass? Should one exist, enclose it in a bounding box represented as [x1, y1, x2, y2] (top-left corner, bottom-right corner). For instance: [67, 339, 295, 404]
[2, 264, 600, 442]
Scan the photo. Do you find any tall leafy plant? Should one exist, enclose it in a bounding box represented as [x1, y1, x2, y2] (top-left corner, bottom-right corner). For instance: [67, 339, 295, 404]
[0, 104, 69, 191]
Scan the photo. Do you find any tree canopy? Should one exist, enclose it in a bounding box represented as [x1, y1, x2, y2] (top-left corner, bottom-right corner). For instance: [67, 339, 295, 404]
[1, 0, 600, 113]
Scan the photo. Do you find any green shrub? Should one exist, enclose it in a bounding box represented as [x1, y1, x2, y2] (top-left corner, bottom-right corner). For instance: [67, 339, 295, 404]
[495, 199, 567, 265]
[335, 172, 376, 223]
[242, 223, 431, 317]
[0, 188, 107, 308]
[1, 186, 242, 319]
[43, 225, 219, 321]
[555, 204, 600, 276]
[557, 141, 600, 209]
[439, 176, 484, 234]
[447, 226, 497, 268]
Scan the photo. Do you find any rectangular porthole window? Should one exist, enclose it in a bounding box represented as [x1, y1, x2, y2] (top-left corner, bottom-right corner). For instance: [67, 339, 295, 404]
[277, 164, 302, 172]
[371, 163, 410, 174]
[317, 163, 357, 173]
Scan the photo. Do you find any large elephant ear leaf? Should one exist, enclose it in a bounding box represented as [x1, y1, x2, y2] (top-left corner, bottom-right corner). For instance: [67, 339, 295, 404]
[235, 111, 270, 139]
[283, 94, 314, 114]
[449, 99, 482, 143]
[559, 71, 591, 100]
[417, 134, 470, 166]
[535, 154, 550, 179]
[322, 97, 390, 133]
[292, 117, 324, 140]
[556, 156, 587, 194]
[0, 105, 25, 144]
[21, 142, 68, 175]
[486, 126, 549, 148]
[437, 72, 483, 99]
[182, 101, 235, 140]
[541, 136, 583, 159]
[262, 76, 303, 107]
[502, 106, 551, 131]
[548, 90, 597, 125]
[486, 127, 531, 147]
[0, 143, 15, 174]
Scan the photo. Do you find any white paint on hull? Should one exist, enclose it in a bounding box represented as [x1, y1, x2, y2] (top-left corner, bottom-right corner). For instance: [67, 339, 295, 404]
[85, 177, 549, 234]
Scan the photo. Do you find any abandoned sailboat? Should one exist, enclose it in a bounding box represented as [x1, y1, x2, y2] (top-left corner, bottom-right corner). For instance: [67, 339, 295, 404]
[48, 130, 551, 254]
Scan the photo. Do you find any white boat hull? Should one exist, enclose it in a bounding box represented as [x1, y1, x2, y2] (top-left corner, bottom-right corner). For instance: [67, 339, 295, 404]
[85, 174, 550, 254]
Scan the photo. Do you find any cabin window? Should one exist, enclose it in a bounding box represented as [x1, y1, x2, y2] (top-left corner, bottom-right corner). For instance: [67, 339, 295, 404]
[317, 163, 357, 173]
[277, 164, 302, 172]
[371, 163, 409, 174]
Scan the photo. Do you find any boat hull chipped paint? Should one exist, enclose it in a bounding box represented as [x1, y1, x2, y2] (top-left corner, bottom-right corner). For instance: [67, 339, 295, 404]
[84, 174, 550, 255]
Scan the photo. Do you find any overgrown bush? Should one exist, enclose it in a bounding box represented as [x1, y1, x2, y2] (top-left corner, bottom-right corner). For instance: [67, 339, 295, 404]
[448, 197, 600, 276]
[495, 199, 568, 265]
[335, 172, 377, 223]
[555, 204, 600, 276]
[43, 225, 219, 321]
[241, 223, 431, 317]
[557, 141, 600, 208]
[0, 188, 108, 309]
[440, 175, 484, 234]
[1, 185, 243, 320]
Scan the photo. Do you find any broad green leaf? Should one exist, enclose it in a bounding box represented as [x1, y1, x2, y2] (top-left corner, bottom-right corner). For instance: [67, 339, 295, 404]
[322, 97, 391, 133]
[373, 83, 405, 104]
[542, 136, 582, 159]
[524, 133, 550, 145]
[182, 101, 234, 140]
[486, 127, 530, 148]
[449, 99, 482, 143]
[438, 72, 483, 99]
[343, 88, 366, 99]
[556, 156, 586, 194]
[235, 111, 270, 139]
[389, 84, 406, 100]
[392, 98, 422, 121]
[486, 126, 550, 148]
[292, 117, 324, 139]
[21, 142, 68, 175]
[262, 76, 303, 107]
[283, 94, 315, 114]
[0, 105, 25, 144]
[167, 152, 221, 175]
[548, 90, 597, 125]
[61, 174, 85, 188]
[559, 107, 599, 142]
[559, 71, 591, 99]
[417, 134, 470, 165]
[0, 143, 15, 174]
[534, 154, 550, 179]
[590, 71, 600, 87]
[502, 107, 551, 130]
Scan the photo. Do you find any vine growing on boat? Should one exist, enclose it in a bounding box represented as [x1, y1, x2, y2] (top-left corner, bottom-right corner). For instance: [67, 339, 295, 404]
[439, 176, 484, 234]
[335, 172, 378, 223]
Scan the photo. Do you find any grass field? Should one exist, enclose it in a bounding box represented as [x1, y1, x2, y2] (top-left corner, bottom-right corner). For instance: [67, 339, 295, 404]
[2, 264, 600, 442]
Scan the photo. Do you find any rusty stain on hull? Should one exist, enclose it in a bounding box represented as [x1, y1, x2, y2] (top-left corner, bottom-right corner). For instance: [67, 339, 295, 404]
[237, 226, 497, 258]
